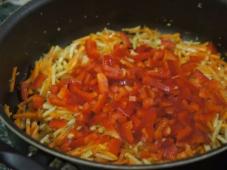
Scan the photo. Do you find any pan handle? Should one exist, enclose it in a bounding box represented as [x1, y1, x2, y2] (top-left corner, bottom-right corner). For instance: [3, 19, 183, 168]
[0, 140, 55, 170]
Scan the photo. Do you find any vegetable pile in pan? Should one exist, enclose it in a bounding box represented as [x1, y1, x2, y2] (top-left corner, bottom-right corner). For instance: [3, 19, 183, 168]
[7, 27, 227, 164]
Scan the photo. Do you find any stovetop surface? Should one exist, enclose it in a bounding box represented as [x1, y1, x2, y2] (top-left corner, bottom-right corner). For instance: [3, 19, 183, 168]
[0, 2, 30, 169]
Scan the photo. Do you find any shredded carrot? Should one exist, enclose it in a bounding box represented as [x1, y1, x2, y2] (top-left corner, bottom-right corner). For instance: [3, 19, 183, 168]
[13, 112, 42, 120]
[9, 66, 18, 92]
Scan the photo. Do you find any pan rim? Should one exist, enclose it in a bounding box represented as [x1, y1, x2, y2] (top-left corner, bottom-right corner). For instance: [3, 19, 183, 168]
[0, 0, 227, 169]
[1, 110, 227, 170]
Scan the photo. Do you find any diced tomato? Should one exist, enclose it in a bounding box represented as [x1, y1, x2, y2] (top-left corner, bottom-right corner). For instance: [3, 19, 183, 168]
[31, 95, 44, 110]
[31, 73, 46, 89]
[48, 119, 67, 129]
[85, 38, 100, 59]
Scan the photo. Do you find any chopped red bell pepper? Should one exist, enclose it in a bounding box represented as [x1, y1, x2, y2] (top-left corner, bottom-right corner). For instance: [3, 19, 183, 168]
[85, 38, 100, 59]
[69, 83, 96, 102]
[48, 94, 66, 107]
[48, 119, 67, 129]
[31, 72, 46, 89]
[102, 64, 123, 80]
[119, 32, 131, 48]
[106, 138, 122, 155]
[21, 80, 30, 100]
[97, 73, 109, 94]
[117, 121, 134, 144]
[113, 44, 130, 59]
[161, 39, 176, 50]
[93, 94, 106, 113]
[31, 95, 44, 110]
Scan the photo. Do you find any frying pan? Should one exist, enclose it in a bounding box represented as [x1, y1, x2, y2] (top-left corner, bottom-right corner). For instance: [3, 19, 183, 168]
[0, 0, 227, 169]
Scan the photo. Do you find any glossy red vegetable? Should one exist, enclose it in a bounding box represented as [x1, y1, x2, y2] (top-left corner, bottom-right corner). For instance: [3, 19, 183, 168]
[31, 72, 46, 89]
[85, 38, 100, 59]
[48, 119, 67, 129]
[26, 32, 226, 162]
[31, 95, 44, 110]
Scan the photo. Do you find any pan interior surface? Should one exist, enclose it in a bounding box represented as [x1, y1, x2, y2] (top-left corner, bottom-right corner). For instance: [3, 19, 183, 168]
[0, 0, 227, 169]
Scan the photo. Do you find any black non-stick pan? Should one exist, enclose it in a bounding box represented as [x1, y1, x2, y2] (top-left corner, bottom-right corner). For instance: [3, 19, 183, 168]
[0, 0, 227, 169]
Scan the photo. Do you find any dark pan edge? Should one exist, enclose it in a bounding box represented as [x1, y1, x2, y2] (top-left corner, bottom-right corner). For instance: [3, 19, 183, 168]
[0, 0, 52, 41]
[1, 112, 227, 170]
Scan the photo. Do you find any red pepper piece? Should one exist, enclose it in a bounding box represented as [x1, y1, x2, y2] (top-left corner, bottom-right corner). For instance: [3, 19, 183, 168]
[31, 95, 44, 110]
[102, 64, 123, 80]
[48, 119, 67, 129]
[135, 44, 152, 53]
[85, 38, 100, 59]
[70, 137, 86, 148]
[48, 94, 66, 107]
[119, 32, 131, 48]
[69, 83, 96, 102]
[21, 80, 30, 100]
[106, 138, 122, 155]
[117, 121, 134, 144]
[161, 39, 176, 50]
[134, 51, 152, 61]
[113, 44, 130, 59]
[31, 73, 46, 89]
[97, 73, 109, 94]
[50, 84, 59, 94]
[143, 76, 171, 92]
[93, 94, 106, 113]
